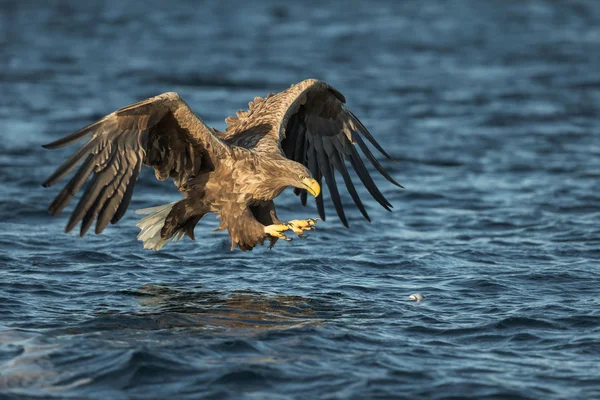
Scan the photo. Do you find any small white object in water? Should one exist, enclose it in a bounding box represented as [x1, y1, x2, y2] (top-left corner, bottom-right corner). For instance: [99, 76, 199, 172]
[408, 293, 424, 302]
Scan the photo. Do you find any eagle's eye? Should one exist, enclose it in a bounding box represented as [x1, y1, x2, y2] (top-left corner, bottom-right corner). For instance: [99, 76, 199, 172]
[298, 175, 307, 180]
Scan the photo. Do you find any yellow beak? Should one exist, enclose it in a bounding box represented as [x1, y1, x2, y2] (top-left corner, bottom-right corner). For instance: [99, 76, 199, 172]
[301, 177, 321, 197]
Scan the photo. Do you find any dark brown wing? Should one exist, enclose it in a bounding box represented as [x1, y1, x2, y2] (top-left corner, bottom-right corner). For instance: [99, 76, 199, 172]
[42, 92, 229, 236]
[277, 80, 402, 227]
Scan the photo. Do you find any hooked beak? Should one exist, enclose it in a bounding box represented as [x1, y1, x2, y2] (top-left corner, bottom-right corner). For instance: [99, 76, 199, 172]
[301, 177, 321, 198]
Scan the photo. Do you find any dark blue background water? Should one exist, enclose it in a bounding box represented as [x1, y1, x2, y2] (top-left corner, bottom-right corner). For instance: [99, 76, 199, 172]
[1, 1, 600, 398]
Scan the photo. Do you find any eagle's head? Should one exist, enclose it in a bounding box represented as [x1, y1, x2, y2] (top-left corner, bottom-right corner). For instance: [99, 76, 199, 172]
[278, 161, 320, 198]
[296, 174, 320, 197]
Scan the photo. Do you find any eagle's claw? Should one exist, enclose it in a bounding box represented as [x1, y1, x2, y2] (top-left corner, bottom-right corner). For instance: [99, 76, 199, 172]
[264, 218, 319, 244]
[287, 218, 320, 238]
[264, 223, 293, 241]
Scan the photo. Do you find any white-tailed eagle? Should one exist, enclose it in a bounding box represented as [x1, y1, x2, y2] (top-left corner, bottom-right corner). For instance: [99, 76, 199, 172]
[42, 79, 402, 251]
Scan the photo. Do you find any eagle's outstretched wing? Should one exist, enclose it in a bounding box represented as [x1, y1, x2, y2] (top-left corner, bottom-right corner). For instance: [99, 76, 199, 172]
[223, 79, 401, 227]
[42, 92, 228, 236]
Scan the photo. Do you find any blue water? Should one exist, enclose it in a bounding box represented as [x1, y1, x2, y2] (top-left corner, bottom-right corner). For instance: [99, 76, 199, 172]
[2, 1, 600, 398]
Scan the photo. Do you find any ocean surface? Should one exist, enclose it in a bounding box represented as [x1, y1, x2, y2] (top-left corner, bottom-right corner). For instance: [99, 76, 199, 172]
[1, 1, 600, 398]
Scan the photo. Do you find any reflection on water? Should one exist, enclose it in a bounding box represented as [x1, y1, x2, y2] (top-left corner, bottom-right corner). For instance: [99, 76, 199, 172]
[79, 284, 332, 333]
[0, 286, 336, 394]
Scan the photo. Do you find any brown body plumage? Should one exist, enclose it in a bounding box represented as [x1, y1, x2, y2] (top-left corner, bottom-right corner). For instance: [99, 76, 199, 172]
[42, 79, 402, 251]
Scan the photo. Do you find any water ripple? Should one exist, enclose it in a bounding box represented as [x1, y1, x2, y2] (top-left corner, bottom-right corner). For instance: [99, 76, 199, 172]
[2, 0, 600, 399]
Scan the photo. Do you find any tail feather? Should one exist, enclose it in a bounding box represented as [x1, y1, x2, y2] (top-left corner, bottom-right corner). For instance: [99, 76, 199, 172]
[136, 203, 176, 251]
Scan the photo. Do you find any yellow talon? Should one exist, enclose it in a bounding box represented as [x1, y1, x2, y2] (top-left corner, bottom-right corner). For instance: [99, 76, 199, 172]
[264, 223, 292, 241]
[288, 218, 320, 238]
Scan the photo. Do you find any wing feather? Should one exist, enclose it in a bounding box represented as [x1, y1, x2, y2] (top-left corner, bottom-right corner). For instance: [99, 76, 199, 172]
[313, 135, 348, 226]
[66, 161, 117, 234]
[327, 139, 371, 222]
[42, 119, 108, 149]
[348, 151, 392, 211]
[48, 155, 96, 216]
[111, 157, 142, 224]
[80, 153, 128, 236]
[352, 132, 403, 188]
[95, 164, 132, 233]
[43, 140, 98, 187]
[347, 111, 396, 161]
[43, 92, 227, 236]
[273, 79, 400, 225]
[306, 138, 326, 220]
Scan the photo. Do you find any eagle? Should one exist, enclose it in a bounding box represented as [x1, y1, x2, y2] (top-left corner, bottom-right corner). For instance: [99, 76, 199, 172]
[42, 79, 402, 251]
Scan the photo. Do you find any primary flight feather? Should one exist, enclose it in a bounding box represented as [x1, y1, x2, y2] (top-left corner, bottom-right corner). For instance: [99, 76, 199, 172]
[42, 79, 402, 251]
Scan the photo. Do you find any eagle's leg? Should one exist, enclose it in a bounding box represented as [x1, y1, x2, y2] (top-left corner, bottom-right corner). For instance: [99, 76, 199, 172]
[250, 201, 290, 249]
[287, 218, 320, 238]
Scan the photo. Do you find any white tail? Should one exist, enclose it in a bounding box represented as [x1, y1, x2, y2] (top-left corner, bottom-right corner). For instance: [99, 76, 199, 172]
[136, 203, 185, 251]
